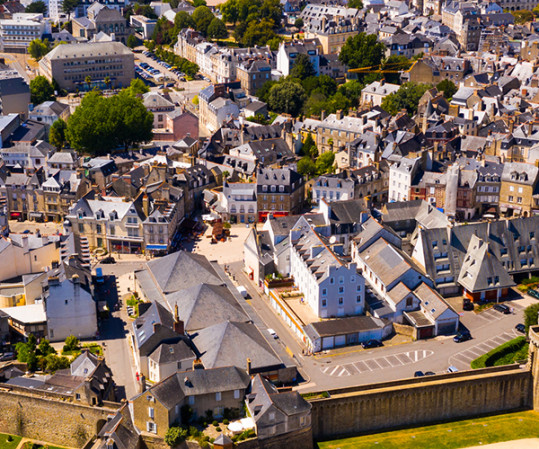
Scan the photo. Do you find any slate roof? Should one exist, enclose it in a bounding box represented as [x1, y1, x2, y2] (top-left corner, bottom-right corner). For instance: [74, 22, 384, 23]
[146, 251, 223, 294]
[191, 321, 282, 371]
[165, 283, 248, 332]
[141, 366, 251, 410]
[148, 340, 194, 364]
[457, 235, 516, 292]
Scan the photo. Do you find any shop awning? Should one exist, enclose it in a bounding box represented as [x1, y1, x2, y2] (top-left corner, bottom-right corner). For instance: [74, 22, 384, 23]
[146, 244, 168, 250]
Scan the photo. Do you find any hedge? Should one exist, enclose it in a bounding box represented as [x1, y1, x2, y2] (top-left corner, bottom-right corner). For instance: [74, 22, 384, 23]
[471, 336, 528, 369]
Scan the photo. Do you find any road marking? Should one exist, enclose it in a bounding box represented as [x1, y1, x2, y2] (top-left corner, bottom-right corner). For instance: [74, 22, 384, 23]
[320, 350, 434, 376]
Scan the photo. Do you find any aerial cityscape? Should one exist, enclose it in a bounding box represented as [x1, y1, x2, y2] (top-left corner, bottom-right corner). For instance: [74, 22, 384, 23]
[0, 0, 539, 447]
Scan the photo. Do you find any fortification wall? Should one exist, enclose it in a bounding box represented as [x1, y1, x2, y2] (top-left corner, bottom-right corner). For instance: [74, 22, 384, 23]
[0, 389, 120, 447]
[310, 366, 532, 440]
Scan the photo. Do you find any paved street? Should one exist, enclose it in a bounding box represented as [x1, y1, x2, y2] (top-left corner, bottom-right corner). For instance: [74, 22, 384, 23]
[227, 259, 534, 393]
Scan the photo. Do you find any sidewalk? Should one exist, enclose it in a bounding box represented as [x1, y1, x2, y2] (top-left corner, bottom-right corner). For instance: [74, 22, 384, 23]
[465, 439, 539, 449]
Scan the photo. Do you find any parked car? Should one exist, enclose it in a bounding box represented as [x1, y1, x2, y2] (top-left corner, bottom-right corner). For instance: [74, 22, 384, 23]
[528, 289, 539, 300]
[516, 323, 526, 333]
[454, 331, 472, 343]
[100, 256, 116, 264]
[362, 339, 383, 349]
[463, 301, 474, 311]
[414, 371, 425, 377]
[267, 328, 278, 339]
[424, 371, 436, 376]
[493, 304, 511, 314]
[0, 352, 15, 361]
[447, 365, 459, 373]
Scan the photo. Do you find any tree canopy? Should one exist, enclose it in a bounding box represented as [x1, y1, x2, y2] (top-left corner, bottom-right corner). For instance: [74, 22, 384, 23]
[436, 79, 457, 99]
[152, 17, 174, 45]
[348, 0, 363, 8]
[207, 17, 228, 39]
[524, 303, 539, 332]
[25, 1, 47, 13]
[66, 89, 153, 155]
[134, 3, 158, 19]
[512, 9, 534, 24]
[290, 54, 316, 80]
[28, 38, 50, 61]
[30, 76, 55, 105]
[381, 82, 431, 115]
[339, 33, 385, 69]
[193, 6, 215, 36]
[174, 10, 195, 32]
[267, 80, 306, 117]
[49, 118, 67, 150]
[62, 0, 80, 14]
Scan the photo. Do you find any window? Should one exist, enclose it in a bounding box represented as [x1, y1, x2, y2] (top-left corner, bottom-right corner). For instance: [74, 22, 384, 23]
[338, 297, 344, 305]
[146, 422, 157, 433]
[322, 299, 327, 307]
[330, 277, 334, 284]
[338, 286, 344, 293]
[188, 396, 195, 405]
[322, 288, 327, 296]
[350, 276, 355, 283]
[215, 392, 221, 401]
[78, 224, 84, 233]
[339, 276, 344, 284]
[75, 393, 81, 400]
[356, 295, 361, 303]
[234, 389, 240, 399]
[269, 412, 275, 421]
[508, 195, 514, 202]
[357, 284, 361, 292]
[148, 407, 154, 418]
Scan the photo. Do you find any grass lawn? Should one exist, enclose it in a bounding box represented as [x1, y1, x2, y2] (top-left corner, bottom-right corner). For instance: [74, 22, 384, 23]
[0, 434, 21, 449]
[317, 411, 539, 449]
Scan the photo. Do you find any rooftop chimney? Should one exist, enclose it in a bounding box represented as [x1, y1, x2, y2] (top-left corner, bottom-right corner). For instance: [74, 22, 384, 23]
[246, 358, 252, 375]
[173, 304, 185, 335]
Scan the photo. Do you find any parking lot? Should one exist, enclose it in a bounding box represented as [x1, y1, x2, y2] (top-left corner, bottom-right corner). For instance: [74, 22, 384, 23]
[320, 349, 435, 378]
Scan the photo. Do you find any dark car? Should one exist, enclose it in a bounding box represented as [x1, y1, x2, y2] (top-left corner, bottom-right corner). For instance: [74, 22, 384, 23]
[362, 339, 383, 349]
[0, 352, 15, 361]
[454, 331, 472, 343]
[424, 371, 436, 376]
[414, 371, 425, 377]
[493, 304, 511, 314]
[100, 256, 116, 264]
[516, 323, 526, 333]
[463, 301, 474, 311]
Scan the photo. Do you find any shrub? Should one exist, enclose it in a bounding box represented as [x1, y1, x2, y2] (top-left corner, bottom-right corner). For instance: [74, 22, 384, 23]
[212, 420, 219, 426]
[471, 336, 528, 369]
[7, 436, 13, 442]
[524, 303, 539, 332]
[215, 426, 222, 432]
[223, 419, 229, 425]
[164, 426, 188, 447]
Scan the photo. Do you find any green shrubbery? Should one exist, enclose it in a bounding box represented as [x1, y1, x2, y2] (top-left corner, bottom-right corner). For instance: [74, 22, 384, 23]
[471, 337, 528, 369]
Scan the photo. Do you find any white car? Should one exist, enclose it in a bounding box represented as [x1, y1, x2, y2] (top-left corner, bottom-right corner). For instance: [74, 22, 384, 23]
[267, 328, 278, 339]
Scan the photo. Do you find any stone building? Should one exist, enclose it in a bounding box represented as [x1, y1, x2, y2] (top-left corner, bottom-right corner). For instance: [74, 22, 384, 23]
[39, 41, 134, 91]
[72, 3, 129, 43]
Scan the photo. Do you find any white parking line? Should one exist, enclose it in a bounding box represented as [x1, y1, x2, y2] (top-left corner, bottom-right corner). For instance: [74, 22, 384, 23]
[337, 368, 349, 377]
[329, 366, 341, 376]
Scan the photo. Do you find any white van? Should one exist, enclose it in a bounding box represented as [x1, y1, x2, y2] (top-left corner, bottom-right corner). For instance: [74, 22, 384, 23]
[237, 286, 248, 298]
[447, 365, 459, 373]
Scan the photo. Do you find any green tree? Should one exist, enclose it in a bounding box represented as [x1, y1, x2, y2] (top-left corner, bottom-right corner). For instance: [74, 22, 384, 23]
[38, 339, 56, 357]
[134, 3, 158, 19]
[301, 133, 318, 158]
[348, 0, 363, 7]
[49, 118, 68, 150]
[165, 427, 188, 447]
[207, 17, 228, 39]
[294, 17, 304, 28]
[30, 76, 55, 105]
[66, 90, 153, 154]
[316, 151, 335, 175]
[256, 80, 277, 103]
[290, 53, 316, 80]
[126, 78, 149, 96]
[240, 18, 277, 46]
[512, 9, 534, 24]
[533, 5, 539, 16]
[28, 38, 50, 61]
[302, 75, 337, 97]
[524, 303, 539, 332]
[193, 0, 207, 6]
[337, 80, 365, 108]
[339, 32, 385, 69]
[381, 82, 431, 115]
[42, 354, 71, 372]
[104, 76, 111, 90]
[62, 0, 80, 14]
[174, 10, 196, 32]
[267, 80, 306, 116]
[152, 17, 174, 45]
[25, 1, 47, 13]
[266, 36, 282, 51]
[193, 6, 215, 35]
[436, 79, 457, 99]
[127, 34, 139, 49]
[297, 156, 317, 177]
[63, 335, 80, 352]
[26, 352, 38, 372]
[382, 55, 412, 84]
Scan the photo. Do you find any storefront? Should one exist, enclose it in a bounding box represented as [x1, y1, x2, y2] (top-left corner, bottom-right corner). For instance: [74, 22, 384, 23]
[145, 243, 168, 256]
[108, 238, 143, 254]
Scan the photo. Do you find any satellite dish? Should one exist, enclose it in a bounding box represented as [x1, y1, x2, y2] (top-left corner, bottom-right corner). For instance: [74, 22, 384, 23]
[329, 236, 337, 244]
